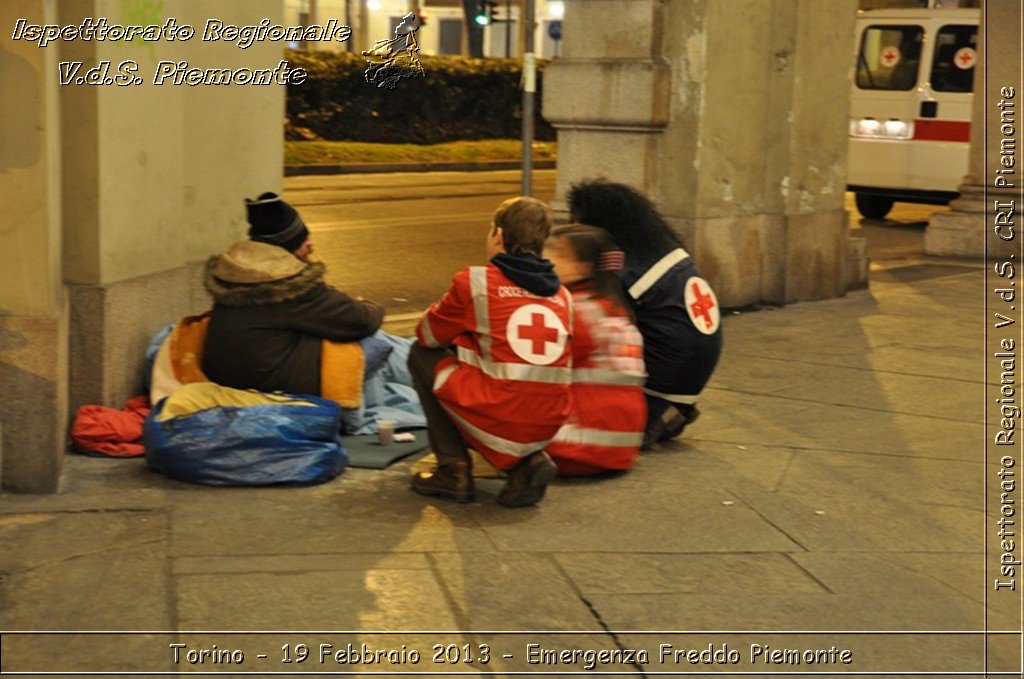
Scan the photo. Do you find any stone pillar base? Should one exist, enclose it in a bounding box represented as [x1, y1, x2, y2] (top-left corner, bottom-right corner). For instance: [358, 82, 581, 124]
[0, 307, 69, 492]
[68, 262, 209, 415]
[846, 235, 869, 291]
[925, 210, 987, 258]
[925, 186, 1016, 260]
[667, 209, 860, 308]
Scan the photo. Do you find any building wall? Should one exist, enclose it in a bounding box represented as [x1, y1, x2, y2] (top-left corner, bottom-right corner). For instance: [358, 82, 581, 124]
[1, 0, 68, 491]
[544, 0, 866, 308]
[1, 0, 286, 492]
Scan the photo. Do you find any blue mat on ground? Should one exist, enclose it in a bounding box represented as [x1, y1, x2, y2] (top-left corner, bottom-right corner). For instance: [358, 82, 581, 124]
[342, 430, 429, 469]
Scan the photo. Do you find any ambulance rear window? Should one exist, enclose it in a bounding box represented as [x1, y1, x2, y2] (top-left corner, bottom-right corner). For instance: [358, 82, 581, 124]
[930, 25, 977, 92]
[856, 25, 924, 91]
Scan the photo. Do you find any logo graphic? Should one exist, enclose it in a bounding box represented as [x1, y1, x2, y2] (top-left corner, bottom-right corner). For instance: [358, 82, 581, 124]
[506, 305, 568, 365]
[362, 12, 425, 90]
[684, 277, 720, 335]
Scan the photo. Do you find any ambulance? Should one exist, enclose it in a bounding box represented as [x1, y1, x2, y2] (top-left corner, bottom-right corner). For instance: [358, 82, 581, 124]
[847, 7, 979, 219]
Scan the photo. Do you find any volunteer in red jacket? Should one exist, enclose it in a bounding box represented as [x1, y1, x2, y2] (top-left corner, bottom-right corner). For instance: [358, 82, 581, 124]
[409, 197, 573, 507]
[543, 224, 646, 476]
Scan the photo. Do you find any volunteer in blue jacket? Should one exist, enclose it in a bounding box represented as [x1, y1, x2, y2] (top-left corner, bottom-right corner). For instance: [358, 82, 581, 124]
[567, 180, 723, 447]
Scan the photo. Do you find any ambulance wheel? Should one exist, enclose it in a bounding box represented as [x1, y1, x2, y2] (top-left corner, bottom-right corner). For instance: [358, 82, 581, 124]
[855, 193, 894, 220]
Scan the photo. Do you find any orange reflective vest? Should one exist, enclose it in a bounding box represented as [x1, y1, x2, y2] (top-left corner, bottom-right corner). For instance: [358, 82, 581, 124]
[547, 289, 647, 476]
[416, 264, 573, 470]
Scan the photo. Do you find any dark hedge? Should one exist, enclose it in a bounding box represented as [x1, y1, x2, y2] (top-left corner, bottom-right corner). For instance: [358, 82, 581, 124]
[285, 50, 556, 144]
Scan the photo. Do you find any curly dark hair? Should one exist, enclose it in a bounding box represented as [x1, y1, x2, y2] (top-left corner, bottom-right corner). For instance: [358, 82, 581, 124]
[566, 179, 683, 267]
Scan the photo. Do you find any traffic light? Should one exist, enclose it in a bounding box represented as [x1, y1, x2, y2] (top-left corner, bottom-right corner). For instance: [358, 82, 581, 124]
[473, 0, 495, 26]
[416, 9, 427, 28]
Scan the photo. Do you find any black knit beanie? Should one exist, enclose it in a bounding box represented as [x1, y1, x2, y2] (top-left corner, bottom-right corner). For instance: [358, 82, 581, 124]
[246, 192, 309, 253]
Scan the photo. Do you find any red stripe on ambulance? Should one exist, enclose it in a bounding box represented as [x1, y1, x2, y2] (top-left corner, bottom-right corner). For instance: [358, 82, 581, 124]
[913, 119, 971, 143]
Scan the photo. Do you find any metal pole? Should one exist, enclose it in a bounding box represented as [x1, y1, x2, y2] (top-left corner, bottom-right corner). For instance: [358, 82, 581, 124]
[344, 0, 352, 50]
[520, 0, 535, 196]
[505, 0, 512, 58]
[358, 0, 369, 52]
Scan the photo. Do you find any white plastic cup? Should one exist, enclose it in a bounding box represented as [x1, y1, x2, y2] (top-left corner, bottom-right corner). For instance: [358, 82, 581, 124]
[377, 419, 397, 445]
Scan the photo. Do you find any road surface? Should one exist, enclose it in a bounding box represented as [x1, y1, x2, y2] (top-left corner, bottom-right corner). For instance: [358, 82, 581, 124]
[284, 169, 947, 323]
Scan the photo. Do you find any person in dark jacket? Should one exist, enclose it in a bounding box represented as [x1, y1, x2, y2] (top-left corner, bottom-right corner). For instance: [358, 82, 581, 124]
[202, 192, 384, 396]
[567, 180, 723, 447]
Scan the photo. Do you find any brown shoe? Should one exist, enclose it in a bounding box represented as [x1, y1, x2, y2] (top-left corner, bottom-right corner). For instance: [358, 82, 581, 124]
[497, 451, 557, 507]
[411, 463, 475, 503]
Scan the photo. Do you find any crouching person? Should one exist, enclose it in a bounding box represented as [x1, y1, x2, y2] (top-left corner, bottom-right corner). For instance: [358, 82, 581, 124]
[568, 180, 723, 447]
[543, 225, 647, 476]
[409, 197, 573, 506]
[203, 192, 384, 396]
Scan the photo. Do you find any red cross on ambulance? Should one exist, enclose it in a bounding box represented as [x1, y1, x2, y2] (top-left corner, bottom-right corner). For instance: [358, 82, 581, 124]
[506, 304, 569, 366]
[684, 277, 721, 335]
[879, 46, 900, 68]
[954, 47, 976, 70]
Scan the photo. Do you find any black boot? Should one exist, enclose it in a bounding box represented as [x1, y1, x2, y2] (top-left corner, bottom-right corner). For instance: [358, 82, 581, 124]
[661, 405, 700, 441]
[497, 451, 557, 507]
[411, 463, 475, 503]
[643, 405, 701, 449]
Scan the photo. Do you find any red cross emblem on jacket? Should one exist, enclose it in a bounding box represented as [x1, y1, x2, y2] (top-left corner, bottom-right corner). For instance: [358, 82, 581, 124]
[684, 276, 720, 335]
[507, 304, 569, 365]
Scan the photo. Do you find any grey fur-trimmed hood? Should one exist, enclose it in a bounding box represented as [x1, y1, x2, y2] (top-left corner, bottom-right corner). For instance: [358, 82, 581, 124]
[204, 255, 328, 306]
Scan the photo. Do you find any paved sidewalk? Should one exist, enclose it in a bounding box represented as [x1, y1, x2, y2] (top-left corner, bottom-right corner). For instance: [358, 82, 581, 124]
[0, 256, 1011, 677]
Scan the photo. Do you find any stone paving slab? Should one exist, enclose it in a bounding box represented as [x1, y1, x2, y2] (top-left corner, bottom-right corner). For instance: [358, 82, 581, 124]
[770, 365, 982, 423]
[473, 477, 801, 553]
[0, 633, 176, 675]
[0, 509, 165, 573]
[0, 457, 164, 514]
[0, 541, 171, 673]
[728, 483, 982, 553]
[427, 552, 601, 630]
[790, 551, 975, 597]
[168, 482, 495, 557]
[177, 569, 458, 630]
[734, 332, 979, 381]
[773, 449, 983, 507]
[697, 393, 983, 461]
[553, 553, 826, 596]
[172, 553, 433, 576]
[592, 590, 988, 630]
[713, 354, 981, 423]
[641, 442, 796, 491]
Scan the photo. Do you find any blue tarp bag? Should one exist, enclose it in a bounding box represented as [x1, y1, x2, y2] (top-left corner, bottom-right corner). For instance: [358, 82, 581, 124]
[144, 383, 347, 486]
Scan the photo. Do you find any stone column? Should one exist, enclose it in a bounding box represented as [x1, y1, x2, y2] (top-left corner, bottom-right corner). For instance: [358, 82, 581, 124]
[544, 0, 864, 307]
[61, 0, 286, 417]
[1, 0, 286, 491]
[0, 0, 68, 491]
[926, 0, 1021, 258]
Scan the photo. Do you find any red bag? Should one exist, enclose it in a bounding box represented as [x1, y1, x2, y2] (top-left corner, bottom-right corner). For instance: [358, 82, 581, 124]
[71, 396, 151, 457]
